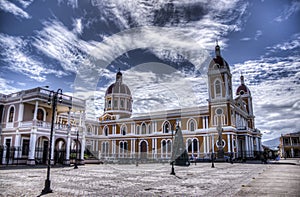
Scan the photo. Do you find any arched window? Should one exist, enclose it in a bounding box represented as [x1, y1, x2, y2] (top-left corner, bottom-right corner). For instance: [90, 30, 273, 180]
[37, 108, 44, 121]
[167, 140, 172, 154]
[215, 80, 221, 97]
[162, 140, 167, 158]
[102, 141, 109, 157]
[142, 123, 146, 134]
[8, 106, 14, 122]
[103, 126, 108, 136]
[136, 125, 140, 135]
[187, 139, 192, 152]
[119, 141, 128, 158]
[163, 121, 170, 133]
[193, 139, 198, 152]
[188, 119, 196, 131]
[87, 126, 92, 135]
[121, 125, 127, 136]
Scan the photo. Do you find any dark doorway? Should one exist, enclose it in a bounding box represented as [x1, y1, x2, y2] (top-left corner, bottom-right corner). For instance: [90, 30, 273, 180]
[140, 141, 147, 159]
[42, 141, 49, 164]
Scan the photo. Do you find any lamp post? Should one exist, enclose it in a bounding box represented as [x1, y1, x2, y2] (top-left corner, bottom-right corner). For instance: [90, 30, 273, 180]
[170, 123, 175, 175]
[211, 151, 215, 168]
[74, 129, 79, 169]
[42, 88, 62, 195]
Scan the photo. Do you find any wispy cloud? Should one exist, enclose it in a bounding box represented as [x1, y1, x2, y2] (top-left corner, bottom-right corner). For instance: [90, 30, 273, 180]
[274, 0, 300, 22]
[0, 0, 31, 19]
[0, 77, 21, 94]
[0, 33, 67, 82]
[266, 33, 300, 53]
[33, 19, 91, 73]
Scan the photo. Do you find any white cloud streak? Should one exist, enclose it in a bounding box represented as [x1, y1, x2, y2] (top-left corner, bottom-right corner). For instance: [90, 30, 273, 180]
[274, 0, 300, 22]
[0, 33, 67, 82]
[0, 0, 31, 19]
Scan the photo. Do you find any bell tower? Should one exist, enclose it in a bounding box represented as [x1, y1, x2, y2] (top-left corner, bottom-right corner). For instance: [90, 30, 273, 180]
[207, 42, 233, 127]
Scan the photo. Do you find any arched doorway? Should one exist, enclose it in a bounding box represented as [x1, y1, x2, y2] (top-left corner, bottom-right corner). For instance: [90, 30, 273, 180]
[35, 136, 49, 164]
[54, 138, 66, 165]
[140, 141, 147, 160]
[71, 139, 81, 163]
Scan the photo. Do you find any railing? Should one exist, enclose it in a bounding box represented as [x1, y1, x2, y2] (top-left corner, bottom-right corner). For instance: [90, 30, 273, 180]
[283, 143, 300, 146]
[2, 87, 85, 107]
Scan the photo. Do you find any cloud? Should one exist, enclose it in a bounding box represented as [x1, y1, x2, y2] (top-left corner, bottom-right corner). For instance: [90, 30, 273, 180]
[33, 19, 92, 73]
[17, 0, 34, 8]
[266, 33, 300, 53]
[254, 30, 262, 40]
[240, 37, 251, 41]
[73, 18, 83, 34]
[0, 33, 67, 82]
[232, 41, 300, 141]
[0, 0, 31, 19]
[274, 0, 300, 22]
[0, 77, 21, 95]
[91, 0, 249, 51]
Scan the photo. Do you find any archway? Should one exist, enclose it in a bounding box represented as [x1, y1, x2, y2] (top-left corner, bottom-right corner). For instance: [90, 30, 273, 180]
[140, 141, 147, 159]
[54, 138, 66, 165]
[35, 136, 49, 164]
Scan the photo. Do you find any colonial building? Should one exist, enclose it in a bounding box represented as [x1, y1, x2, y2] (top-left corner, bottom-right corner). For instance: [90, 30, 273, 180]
[0, 87, 86, 165]
[86, 44, 263, 162]
[0, 44, 263, 165]
[279, 132, 300, 158]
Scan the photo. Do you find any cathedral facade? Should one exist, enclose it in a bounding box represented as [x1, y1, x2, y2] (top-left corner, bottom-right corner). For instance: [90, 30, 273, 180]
[0, 44, 262, 165]
[86, 44, 263, 162]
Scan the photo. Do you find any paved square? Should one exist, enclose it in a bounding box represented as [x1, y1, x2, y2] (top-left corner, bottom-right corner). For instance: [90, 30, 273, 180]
[0, 163, 299, 196]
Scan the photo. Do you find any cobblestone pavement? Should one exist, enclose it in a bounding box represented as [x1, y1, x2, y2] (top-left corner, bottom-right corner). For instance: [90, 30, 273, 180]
[0, 162, 299, 196]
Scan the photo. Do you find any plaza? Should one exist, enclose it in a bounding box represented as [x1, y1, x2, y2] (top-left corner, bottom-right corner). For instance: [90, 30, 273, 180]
[1, 162, 299, 196]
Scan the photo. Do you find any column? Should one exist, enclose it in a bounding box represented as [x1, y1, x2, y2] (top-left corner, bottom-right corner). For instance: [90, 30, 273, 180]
[203, 135, 207, 154]
[236, 135, 239, 157]
[231, 134, 235, 157]
[245, 135, 249, 158]
[27, 132, 37, 165]
[211, 134, 214, 153]
[65, 108, 71, 165]
[14, 129, 21, 160]
[207, 135, 210, 153]
[227, 134, 231, 153]
[255, 137, 259, 152]
[155, 138, 157, 158]
[18, 103, 24, 127]
[224, 73, 229, 98]
[202, 118, 205, 129]
[33, 101, 38, 120]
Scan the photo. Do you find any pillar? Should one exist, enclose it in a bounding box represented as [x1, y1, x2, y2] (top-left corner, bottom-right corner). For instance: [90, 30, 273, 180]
[27, 131, 37, 165]
[245, 135, 249, 158]
[211, 134, 214, 153]
[18, 103, 24, 127]
[227, 134, 231, 153]
[64, 107, 71, 165]
[204, 135, 207, 154]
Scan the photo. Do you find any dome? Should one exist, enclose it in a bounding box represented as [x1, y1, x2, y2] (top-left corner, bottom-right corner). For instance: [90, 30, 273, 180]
[103, 70, 132, 119]
[105, 83, 131, 95]
[208, 44, 230, 71]
[236, 75, 251, 96]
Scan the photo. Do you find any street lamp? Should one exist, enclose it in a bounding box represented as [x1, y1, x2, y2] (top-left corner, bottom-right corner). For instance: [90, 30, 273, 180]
[74, 129, 79, 169]
[41, 88, 62, 195]
[170, 123, 176, 175]
[211, 151, 215, 168]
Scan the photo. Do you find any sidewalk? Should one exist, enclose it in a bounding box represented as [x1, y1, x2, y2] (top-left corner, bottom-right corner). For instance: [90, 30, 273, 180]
[268, 158, 300, 165]
[0, 162, 299, 196]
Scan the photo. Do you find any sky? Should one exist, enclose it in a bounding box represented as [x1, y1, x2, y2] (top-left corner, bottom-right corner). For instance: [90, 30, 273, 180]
[0, 0, 299, 142]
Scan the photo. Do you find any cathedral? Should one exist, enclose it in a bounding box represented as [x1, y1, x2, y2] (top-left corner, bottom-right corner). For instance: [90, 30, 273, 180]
[0, 44, 262, 165]
[86, 44, 263, 162]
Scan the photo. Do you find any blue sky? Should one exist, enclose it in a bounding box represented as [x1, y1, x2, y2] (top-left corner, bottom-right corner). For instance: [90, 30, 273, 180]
[0, 0, 299, 142]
